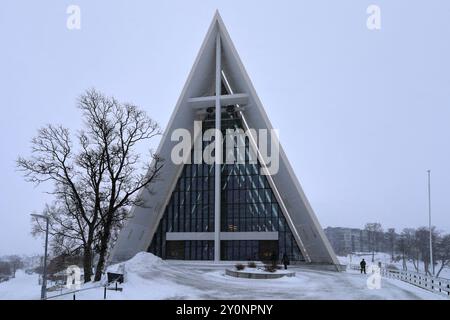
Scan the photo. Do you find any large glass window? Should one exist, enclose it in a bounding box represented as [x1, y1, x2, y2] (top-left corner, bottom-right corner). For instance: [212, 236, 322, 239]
[148, 109, 304, 262]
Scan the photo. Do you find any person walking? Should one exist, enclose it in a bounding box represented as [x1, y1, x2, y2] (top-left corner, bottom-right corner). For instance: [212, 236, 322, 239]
[360, 258, 367, 274]
[281, 253, 290, 270]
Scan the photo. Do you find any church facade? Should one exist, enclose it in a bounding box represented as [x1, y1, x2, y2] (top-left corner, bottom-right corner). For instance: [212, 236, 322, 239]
[110, 12, 339, 268]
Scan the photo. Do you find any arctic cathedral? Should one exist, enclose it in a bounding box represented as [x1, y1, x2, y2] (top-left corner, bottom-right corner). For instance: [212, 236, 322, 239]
[110, 12, 339, 268]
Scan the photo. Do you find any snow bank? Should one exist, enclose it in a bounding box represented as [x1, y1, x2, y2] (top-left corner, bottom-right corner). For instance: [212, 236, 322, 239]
[122, 252, 164, 273]
[100, 252, 203, 299]
[107, 252, 165, 283]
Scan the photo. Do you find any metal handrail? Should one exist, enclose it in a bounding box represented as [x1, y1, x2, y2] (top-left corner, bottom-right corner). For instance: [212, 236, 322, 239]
[45, 284, 104, 300]
[348, 263, 450, 297]
[381, 268, 450, 297]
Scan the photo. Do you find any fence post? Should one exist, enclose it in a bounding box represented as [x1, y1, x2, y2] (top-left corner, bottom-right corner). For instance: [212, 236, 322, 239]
[104, 287, 107, 300]
[73, 293, 76, 300]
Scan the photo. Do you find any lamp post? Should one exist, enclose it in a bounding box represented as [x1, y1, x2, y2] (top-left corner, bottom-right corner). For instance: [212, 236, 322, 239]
[31, 213, 49, 299]
[427, 170, 434, 276]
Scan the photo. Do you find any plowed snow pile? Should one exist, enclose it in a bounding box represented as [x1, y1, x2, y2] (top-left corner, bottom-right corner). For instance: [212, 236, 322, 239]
[108, 252, 165, 280]
[104, 252, 202, 299]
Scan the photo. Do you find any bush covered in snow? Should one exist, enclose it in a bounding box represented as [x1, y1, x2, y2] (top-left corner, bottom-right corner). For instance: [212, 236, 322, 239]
[235, 263, 245, 271]
[264, 265, 277, 273]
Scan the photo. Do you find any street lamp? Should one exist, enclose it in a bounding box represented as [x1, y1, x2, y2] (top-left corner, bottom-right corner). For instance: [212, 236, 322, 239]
[427, 170, 434, 276]
[31, 213, 49, 299]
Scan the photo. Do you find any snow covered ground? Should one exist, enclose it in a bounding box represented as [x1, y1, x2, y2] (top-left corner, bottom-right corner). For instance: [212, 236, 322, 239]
[337, 252, 450, 279]
[0, 270, 41, 300]
[53, 253, 447, 300]
[0, 253, 447, 300]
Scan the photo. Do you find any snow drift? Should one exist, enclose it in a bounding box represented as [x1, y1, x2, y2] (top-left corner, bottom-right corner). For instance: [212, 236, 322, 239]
[107, 252, 165, 282]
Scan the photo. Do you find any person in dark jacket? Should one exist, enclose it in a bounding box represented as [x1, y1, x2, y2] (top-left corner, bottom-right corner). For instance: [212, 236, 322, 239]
[360, 259, 367, 274]
[282, 253, 290, 270]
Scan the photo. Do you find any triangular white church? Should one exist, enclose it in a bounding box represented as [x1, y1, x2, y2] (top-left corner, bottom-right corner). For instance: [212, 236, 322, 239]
[110, 12, 339, 268]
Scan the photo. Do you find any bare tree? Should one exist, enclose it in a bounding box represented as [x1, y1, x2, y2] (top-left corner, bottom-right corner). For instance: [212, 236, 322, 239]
[364, 222, 383, 262]
[414, 227, 429, 273]
[435, 234, 450, 277]
[396, 232, 408, 270]
[5, 256, 23, 278]
[387, 228, 396, 262]
[18, 89, 163, 282]
[0, 261, 11, 276]
[398, 228, 420, 271]
[414, 226, 439, 275]
[31, 202, 91, 274]
[47, 253, 83, 277]
[12, 256, 23, 278]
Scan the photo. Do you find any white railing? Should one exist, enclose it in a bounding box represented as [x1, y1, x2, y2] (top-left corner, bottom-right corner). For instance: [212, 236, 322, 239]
[349, 264, 450, 297]
[349, 264, 361, 271]
[45, 284, 104, 300]
[381, 268, 450, 297]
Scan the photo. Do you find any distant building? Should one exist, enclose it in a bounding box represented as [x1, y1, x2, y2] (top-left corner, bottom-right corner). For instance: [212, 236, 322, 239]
[324, 227, 370, 256]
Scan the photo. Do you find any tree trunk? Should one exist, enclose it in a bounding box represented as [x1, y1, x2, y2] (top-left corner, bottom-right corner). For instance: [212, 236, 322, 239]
[412, 258, 418, 272]
[94, 218, 113, 281]
[436, 263, 446, 277]
[83, 246, 93, 283]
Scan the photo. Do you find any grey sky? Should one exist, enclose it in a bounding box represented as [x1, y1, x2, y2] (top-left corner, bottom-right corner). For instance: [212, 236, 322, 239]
[1, 0, 449, 255]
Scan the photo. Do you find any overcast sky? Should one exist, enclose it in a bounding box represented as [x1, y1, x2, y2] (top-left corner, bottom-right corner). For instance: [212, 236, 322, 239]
[1, 0, 450, 255]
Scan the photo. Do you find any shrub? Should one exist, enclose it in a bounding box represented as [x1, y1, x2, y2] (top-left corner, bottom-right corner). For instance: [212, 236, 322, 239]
[264, 265, 277, 273]
[386, 264, 398, 270]
[235, 263, 245, 271]
[247, 261, 257, 268]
